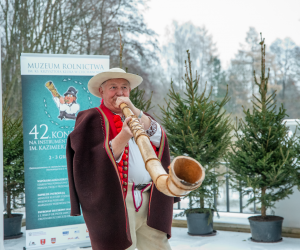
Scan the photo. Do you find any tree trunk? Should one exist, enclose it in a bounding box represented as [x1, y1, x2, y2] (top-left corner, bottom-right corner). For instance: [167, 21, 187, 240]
[6, 178, 12, 218]
[261, 187, 267, 218]
[200, 196, 205, 209]
[188, 196, 192, 210]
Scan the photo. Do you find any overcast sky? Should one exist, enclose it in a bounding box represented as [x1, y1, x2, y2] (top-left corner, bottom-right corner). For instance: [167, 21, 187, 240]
[143, 0, 300, 69]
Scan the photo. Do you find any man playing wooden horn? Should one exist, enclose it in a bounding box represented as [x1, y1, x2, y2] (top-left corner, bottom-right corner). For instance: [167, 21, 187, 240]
[66, 68, 179, 250]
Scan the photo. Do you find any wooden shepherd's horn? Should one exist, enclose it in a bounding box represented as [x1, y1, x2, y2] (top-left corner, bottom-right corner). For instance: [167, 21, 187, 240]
[120, 103, 205, 197]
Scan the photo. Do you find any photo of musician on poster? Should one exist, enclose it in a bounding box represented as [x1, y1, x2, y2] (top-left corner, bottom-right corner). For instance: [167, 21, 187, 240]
[45, 81, 80, 120]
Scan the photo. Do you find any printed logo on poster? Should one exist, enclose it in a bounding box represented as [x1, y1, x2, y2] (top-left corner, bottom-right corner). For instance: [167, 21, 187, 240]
[75, 236, 79, 239]
[29, 231, 46, 236]
[29, 241, 36, 246]
[40, 239, 46, 245]
[51, 238, 56, 244]
[63, 231, 69, 236]
[74, 230, 80, 233]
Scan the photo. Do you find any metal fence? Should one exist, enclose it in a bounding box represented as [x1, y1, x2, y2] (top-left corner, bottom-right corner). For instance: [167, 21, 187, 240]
[174, 162, 261, 214]
[3, 193, 25, 212]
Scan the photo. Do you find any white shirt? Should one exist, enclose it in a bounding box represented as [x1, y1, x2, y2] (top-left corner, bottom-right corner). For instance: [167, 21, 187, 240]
[53, 97, 80, 114]
[128, 121, 161, 184]
[112, 117, 162, 185]
[110, 116, 162, 208]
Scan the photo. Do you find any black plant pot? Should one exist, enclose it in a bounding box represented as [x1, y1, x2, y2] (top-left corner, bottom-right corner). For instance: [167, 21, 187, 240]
[186, 210, 214, 235]
[4, 213, 23, 239]
[248, 215, 284, 243]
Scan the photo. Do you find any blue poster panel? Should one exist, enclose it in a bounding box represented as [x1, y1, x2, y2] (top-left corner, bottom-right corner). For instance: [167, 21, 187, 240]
[21, 54, 109, 248]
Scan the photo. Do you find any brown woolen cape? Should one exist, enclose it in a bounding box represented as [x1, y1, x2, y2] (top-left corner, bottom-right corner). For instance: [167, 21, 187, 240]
[66, 107, 180, 250]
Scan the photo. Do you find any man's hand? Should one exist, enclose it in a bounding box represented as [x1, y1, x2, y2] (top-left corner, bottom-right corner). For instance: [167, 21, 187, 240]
[115, 96, 151, 130]
[115, 97, 135, 112]
[59, 97, 65, 104]
[111, 117, 133, 159]
[120, 117, 133, 140]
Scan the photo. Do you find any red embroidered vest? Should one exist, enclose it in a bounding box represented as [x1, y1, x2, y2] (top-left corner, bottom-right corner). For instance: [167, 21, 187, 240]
[99, 101, 159, 198]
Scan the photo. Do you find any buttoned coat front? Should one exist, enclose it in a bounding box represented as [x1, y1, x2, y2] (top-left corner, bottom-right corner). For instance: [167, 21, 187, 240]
[66, 107, 179, 250]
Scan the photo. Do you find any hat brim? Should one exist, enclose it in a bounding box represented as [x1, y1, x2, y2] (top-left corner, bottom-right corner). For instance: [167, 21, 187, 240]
[64, 92, 76, 96]
[88, 71, 143, 98]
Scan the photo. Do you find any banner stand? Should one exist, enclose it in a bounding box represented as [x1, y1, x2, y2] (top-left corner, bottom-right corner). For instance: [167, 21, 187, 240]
[21, 53, 109, 249]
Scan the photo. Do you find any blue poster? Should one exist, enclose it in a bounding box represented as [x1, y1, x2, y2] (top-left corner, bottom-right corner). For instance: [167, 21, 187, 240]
[21, 54, 109, 248]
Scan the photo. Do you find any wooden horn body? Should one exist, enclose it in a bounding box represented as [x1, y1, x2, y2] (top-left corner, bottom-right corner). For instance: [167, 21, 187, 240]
[120, 103, 205, 197]
[45, 81, 61, 98]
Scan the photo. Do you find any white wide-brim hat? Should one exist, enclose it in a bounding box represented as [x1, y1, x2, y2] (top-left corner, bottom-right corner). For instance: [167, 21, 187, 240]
[88, 68, 143, 98]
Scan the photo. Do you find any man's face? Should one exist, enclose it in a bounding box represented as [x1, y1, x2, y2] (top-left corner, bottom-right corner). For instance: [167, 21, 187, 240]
[99, 78, 130, 112]
[65, 94, 76, 104]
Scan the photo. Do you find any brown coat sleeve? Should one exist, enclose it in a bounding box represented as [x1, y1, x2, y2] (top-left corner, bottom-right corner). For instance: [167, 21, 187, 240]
[66, 108, 133, 249]
[66, 134, 81, 216]
[66, 110, 89, 216]
[174, 197, 181, 203]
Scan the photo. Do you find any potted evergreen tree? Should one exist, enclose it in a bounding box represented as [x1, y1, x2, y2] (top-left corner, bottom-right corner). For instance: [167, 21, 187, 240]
[160, 51, 232, 235]
[3, 105, 25, 239]
[225, 36, 300, 242]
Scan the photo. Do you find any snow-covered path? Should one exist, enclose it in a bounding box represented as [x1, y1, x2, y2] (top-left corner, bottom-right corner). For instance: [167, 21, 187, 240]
[4, 227, 300, 250]
[169, 227, 300, 250]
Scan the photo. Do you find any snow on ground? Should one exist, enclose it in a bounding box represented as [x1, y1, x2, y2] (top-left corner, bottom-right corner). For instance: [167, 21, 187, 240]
[4, 227, 300, 250]
[4, 226, 26, 250]
[169, 227, 300, 250]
